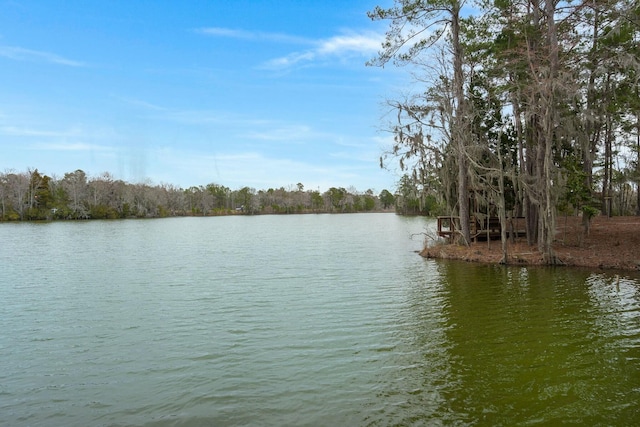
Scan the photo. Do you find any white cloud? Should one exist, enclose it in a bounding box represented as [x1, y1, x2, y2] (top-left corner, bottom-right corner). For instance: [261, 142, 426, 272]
[195, 27, 311, 45]
[195, 26, 383, 70]
[0, 125, 81, 138]
[0, 45, 86, 67]
[261, 31, 383, 70]
[114, 96, 168, 111]
[240, 124, 315, 142]
[0, 124, 119, 141]
[316, 32, 382, 55]
[155, 109, 233, 125]
[28, 142, 113, 152]
[0, 119, 123, 155]
[261, 51, 315, 69]
[152, 147, 369, 190]
[0, 126, 100, 138]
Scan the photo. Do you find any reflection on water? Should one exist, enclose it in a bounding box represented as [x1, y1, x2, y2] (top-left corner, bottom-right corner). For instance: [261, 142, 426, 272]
[1, 216, 639, 426]
[424, 263, 639, 425]
[362, 261, 454, 426]
[356, 259, 640, 426]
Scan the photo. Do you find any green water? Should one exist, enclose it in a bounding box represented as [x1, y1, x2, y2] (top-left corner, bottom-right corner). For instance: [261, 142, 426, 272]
[431, 263, 640, 425]
[1, 215, 639, 426]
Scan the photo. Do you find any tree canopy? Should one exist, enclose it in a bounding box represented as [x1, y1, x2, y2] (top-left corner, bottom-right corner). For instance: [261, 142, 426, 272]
[370, 0, 640, 263]
[0, 168, 392, 220]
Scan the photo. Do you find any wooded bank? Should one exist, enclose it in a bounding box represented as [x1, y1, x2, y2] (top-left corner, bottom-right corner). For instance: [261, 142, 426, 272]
[370, 0, 640, 264]
[0, 169, 395, 221]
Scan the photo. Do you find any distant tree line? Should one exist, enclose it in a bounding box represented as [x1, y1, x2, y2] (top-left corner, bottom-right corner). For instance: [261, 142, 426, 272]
[0, 168, 398, 221]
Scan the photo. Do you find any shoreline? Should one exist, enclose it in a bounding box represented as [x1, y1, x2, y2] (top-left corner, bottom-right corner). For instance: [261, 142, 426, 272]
[0, 209, 397, 223]
[420, 215, 640, 272]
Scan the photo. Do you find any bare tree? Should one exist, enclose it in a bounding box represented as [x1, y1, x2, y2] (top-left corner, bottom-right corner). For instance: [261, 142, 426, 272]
[62, 169, 89, 218]
[370, 0, 471, 243]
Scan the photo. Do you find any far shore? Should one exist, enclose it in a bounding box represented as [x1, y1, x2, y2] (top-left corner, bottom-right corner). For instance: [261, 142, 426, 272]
[0, 208, 397, 223]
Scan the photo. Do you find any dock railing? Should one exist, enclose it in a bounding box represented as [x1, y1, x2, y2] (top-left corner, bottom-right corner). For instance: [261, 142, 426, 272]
[437, 215, 526, 242]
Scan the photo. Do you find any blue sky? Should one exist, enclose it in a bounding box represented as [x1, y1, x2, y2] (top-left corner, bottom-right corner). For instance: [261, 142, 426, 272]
[0, 0, 407, 193]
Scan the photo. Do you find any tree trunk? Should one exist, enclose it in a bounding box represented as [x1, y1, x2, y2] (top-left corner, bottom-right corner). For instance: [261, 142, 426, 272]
[583, 4, 600, 232]
[452, 2, 470, 245]
[636, 118, 640, 215]
[497, 136, 508, 264]
[602, 80, 613, 216]
[540, 0, 559, 264]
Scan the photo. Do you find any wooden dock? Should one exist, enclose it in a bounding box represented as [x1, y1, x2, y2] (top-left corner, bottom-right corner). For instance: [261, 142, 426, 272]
[437, 216, 525, 242]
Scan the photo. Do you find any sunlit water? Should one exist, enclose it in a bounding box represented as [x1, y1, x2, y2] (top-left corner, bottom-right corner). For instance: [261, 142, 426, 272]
[1, 214, 639, 426]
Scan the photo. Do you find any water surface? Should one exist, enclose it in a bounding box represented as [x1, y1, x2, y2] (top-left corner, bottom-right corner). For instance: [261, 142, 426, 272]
[1, 214, 639, 426]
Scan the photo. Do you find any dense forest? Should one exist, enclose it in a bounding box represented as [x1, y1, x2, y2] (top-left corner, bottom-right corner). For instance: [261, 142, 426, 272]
[0, 168, 398, 220]
[369, 0, 639, 263]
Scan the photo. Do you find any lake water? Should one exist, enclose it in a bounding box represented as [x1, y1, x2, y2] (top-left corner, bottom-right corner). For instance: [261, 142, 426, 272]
[1, 214, 639, 426]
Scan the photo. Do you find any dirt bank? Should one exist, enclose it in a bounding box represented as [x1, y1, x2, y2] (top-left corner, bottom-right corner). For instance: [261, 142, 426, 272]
[420, 215, 640, 271]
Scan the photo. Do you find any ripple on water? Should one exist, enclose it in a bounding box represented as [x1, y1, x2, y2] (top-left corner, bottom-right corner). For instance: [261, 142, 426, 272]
[1, 217, 639, 426]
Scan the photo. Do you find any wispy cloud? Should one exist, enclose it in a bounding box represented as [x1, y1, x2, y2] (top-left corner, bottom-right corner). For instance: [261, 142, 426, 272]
[316, 32, 382, 55]
[28, 142, 113, 152]
[0, 45, 86, 67]
[157, 106, 324, 143]
[0, 125, 82, 138]
[195, 27, 311, 45]
[196, 26, 383, 70]
[160, 109, 238, 125]
[0, 123, 119, 144]
[2, 124, 114, 152]
[241, 124, 315, 142]
[261, 31, 383, 70]
[114, 96, 168, 111]
[153, 147, 365, 190]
